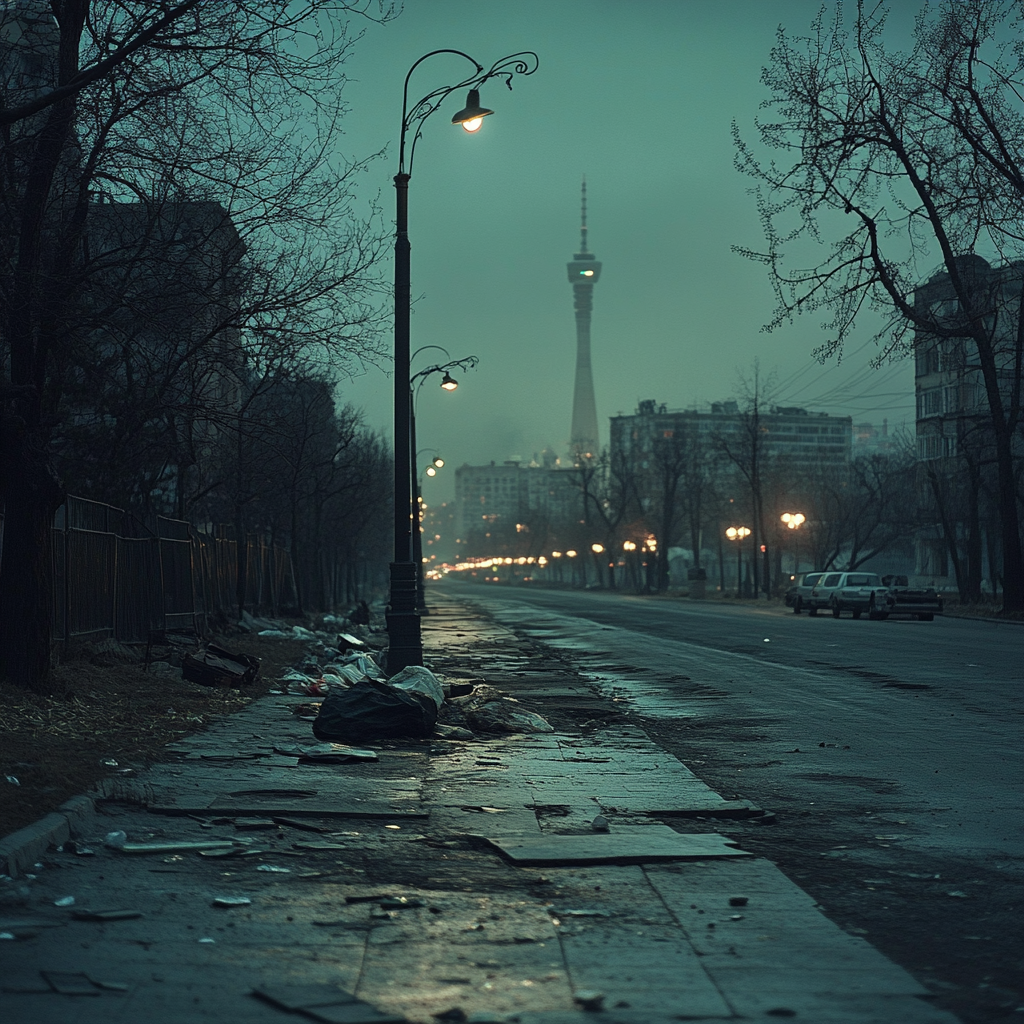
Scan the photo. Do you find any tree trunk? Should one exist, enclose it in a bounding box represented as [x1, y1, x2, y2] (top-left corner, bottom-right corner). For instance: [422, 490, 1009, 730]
[0, 422, 64, 692]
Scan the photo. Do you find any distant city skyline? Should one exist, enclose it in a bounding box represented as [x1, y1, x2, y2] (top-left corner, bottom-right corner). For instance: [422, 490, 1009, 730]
[333, 1, 917, 502]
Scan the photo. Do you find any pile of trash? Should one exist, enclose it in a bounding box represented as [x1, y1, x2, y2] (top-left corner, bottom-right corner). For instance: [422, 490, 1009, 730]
[448, 683, 554, 734]
[263, 629, 554, 743]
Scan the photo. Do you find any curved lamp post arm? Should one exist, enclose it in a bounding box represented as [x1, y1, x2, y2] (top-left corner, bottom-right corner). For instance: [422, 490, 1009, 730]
[410, 354, 479, 393]
[400, 49, 539, 176]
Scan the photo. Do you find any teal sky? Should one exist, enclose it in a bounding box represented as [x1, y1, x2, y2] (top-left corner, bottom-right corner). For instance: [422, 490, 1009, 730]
[335, 0, 917, 502]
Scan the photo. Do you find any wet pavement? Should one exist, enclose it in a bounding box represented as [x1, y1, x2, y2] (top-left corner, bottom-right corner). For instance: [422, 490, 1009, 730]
[0, 594, 959, 1023]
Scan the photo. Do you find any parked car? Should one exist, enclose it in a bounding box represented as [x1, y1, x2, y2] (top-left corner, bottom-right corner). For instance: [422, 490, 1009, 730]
[789, 572, 825, 614]
[807, 571, 891, 618]
[878, 575, 943, 621]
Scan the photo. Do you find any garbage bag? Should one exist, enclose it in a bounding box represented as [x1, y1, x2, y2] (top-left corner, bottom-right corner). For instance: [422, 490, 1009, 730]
[182, 643, 260, 688]
[386, 665, 445, 711]
[312, 678, 438, 742]
[464, 699, 553, 734]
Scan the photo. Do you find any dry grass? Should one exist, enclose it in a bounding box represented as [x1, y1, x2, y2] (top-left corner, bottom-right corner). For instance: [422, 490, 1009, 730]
[0, 633, 310, 837]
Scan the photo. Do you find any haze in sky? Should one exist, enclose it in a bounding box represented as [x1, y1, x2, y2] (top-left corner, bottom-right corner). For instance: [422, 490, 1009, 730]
[335, 0, 918, 503]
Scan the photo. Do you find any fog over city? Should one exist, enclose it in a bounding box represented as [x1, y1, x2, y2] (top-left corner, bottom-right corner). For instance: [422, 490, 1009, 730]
[337, 0, 918, 502]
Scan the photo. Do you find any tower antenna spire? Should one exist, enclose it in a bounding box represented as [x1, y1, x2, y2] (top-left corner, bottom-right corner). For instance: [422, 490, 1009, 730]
[580, 175, 589, 254]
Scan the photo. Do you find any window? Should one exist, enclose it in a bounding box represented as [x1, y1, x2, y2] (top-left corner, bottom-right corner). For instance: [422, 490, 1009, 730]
[822, 574, 842, 587]
[917, 388, 942, 418]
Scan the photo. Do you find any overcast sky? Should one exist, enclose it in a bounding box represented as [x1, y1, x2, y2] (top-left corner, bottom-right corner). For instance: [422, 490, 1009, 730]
[335, 0, 918, 503]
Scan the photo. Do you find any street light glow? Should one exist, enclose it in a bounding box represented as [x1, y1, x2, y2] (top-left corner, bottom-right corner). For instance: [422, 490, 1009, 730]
[592, 543, 604, 553]
[440, 372, 458, 390]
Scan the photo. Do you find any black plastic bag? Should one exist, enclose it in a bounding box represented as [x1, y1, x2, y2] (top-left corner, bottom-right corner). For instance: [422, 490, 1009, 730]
[312, 678, 438, 742]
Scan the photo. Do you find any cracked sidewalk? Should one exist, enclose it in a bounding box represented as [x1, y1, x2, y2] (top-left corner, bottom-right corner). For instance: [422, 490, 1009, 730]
[0, 595, 958, 1023]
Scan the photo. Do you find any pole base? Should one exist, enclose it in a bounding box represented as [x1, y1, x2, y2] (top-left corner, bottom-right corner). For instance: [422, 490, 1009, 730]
[387, 561, 423, 674]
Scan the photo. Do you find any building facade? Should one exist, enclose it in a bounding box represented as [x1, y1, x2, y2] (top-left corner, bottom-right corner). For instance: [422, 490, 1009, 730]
[453, 454, 582, 557]
[610, 400, 852, 475]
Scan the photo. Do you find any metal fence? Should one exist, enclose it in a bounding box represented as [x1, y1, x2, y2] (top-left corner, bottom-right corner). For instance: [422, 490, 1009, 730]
[42, 496, 297, 642]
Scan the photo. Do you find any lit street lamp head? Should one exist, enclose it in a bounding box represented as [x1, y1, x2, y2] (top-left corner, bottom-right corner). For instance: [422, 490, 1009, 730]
[451, 88, 493, 131]
[440, 372, 458, 390]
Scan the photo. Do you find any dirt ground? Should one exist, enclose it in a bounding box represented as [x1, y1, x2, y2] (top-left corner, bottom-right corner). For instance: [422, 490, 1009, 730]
[0, 632, 311, 837]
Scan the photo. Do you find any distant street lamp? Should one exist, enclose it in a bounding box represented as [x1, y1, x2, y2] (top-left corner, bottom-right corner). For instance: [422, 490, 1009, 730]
[387, 49, 538, 673]
[409, 347, 477, 616]
[780, 512, 806, 573]
[726, 526, 751, 597]
[566, 548, 578, 588]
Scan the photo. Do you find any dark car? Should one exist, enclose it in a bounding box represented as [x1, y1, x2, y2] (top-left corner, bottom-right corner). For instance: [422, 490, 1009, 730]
[878, 575, 943, 621]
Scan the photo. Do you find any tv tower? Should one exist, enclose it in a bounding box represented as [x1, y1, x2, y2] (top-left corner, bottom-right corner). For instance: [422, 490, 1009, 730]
[567, 177, 601, 459]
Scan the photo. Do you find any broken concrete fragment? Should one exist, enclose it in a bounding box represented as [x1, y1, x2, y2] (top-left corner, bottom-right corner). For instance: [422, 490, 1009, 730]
[485, 827, 750, 865]
[71, 909, 144, 921]
[212, 896, 252, 907]
[573, 989, 606, 1011]
[42, 971, 100, 995]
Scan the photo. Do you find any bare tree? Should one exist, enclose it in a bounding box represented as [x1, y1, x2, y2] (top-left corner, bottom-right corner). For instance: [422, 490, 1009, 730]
[735, 0, 1024, 610]
[712, 366, 777, 595]
[0, 2, 392, 691]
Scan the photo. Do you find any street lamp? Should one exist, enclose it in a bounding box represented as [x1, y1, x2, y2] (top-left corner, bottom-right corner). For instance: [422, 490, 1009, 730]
[387, 49, 538, 673]
[780, 512, 806, 574]
[726, 526, 751, 597]
[409, 347, 477, 617]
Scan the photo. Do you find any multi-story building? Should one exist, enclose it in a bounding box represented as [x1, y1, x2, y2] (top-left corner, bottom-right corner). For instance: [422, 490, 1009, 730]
[911, 255, 1022, 579]
[611, 400, 852, 475]
[453, 452, 582, 557]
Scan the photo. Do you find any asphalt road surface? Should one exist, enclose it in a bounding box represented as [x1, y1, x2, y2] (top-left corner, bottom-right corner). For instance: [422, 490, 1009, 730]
[441, 580, 1024, 1021]
[445, 581, 1021, 866]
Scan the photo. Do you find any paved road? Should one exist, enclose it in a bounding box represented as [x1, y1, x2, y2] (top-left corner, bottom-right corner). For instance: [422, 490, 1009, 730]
[442, 581, 1023, 871]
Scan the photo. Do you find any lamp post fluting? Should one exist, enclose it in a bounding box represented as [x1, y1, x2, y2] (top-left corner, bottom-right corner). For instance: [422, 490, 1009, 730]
[386, 50, 538, 673]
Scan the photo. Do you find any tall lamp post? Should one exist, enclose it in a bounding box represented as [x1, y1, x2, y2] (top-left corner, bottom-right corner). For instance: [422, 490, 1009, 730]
[387, 50, 538, 673]
[726, 526, 751, 597]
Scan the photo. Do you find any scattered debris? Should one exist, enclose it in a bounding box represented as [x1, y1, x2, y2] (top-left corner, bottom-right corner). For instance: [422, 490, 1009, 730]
[103, 830, 128, 849]
[378, 897, 425, 910]
[573, 989, 606, 1012]
[119, 840, 237, 855]
[274, 743, 379, 764]
[256, 864, 291, 873]
[71, 909, 143, 921]
[729, 896, 749, 907]
[233, 818, 279, 830]
[53, 896, 76, 907]
[435, 724, 474, 741]
[591, 814, 610, 832]
[212, 896, 252, 908]
[485, 827, 750, 865]
[182, 643, 260, 689]
[5, 775, 20, 786]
